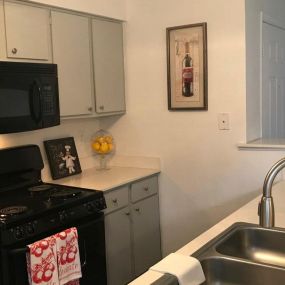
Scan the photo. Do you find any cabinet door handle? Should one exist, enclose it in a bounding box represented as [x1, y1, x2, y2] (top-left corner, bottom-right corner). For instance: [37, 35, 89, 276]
[99, 105, 104, 111]
[144, 187, 149, 192]
[12, 48, 17, 54]
[112, 198, 118, 204]
[88, 107, 93, 112]
[135, 208, 140, 213]
[125, 212, 130, 216]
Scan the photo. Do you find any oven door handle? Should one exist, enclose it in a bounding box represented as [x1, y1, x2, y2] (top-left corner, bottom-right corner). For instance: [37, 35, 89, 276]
[10, 247, 28, 254]
[13, 244, 87, 269]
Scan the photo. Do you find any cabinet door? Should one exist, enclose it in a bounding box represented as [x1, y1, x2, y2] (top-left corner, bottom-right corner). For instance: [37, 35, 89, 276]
[105, 208, 133, 285]
[4, 2, 51, 61]
[132, 195, 162, 277]
[51, 11, 94, 116]
[92, 19, 125, 114]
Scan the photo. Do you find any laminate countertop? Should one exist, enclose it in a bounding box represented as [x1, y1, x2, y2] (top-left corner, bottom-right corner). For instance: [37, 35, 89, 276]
[52, 166, 160, 192]
[129, 180, 285, 284]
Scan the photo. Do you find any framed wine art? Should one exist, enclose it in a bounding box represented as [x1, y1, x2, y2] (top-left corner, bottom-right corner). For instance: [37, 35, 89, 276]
[166, 22, 208, 110]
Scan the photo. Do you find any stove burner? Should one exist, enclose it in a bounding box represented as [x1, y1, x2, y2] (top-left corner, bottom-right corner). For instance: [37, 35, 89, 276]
[0, 206, 28, 218]
[28, 185, 53, 192]
[50, 188, 82, 200]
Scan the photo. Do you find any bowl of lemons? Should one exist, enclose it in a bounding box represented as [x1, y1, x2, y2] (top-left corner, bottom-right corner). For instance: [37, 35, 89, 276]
[91, 129, 115, 170]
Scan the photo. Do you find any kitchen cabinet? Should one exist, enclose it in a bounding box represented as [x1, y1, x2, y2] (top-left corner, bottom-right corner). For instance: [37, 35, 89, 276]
[104, 176, 161, 285]
[105, 207, 133, 285]
[132, 195, 161, 277]
[92, 19, 126, 114]
[0, 0, 126, 117]
[1, 1, 52, 61]
[51, 11, 94, 116]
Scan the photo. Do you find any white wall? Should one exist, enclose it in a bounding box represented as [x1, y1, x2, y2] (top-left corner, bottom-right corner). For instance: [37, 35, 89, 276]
[101, 0, 285, 254]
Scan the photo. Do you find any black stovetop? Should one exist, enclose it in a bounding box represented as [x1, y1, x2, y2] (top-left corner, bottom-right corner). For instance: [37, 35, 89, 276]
[0, 145, 105, 229]
[0, 183, 104, 225]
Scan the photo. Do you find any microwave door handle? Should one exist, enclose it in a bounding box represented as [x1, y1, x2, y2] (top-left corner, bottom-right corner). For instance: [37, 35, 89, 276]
[29, 81, 42, 123]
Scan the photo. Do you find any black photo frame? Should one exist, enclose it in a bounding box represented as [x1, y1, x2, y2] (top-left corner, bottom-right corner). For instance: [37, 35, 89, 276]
[44, 137, 82, 180]
[167, 22, 208, 110]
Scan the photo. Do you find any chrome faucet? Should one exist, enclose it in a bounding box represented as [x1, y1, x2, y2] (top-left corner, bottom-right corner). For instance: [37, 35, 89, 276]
[259, 157, 285, 228]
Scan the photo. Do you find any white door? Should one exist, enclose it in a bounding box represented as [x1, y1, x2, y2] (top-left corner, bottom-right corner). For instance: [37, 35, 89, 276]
[262, 22, 285, 138]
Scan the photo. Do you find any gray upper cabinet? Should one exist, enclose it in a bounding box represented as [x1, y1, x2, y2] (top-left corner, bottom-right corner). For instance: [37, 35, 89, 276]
[92, 19, 126, 114]
[3, 1, 51, 61]
[51, 11, 94, 116]
[0, 0, 126, 117]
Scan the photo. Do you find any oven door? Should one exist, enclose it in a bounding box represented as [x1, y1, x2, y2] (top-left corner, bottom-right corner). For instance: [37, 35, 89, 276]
[1, 214, 106, 285]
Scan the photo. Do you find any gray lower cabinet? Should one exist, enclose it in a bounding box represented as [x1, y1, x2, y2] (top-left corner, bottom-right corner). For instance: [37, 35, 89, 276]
[105, 207, 133, 285]
[104, 175, 161, 285]
[132, 195, 161, 277]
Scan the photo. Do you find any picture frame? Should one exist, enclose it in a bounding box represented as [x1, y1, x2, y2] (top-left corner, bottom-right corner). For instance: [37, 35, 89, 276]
[166, 22, 208, 110]
[44, 137, 82, 180]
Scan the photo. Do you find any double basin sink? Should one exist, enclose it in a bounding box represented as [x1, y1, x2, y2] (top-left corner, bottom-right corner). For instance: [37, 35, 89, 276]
[153, 222, 285, 285]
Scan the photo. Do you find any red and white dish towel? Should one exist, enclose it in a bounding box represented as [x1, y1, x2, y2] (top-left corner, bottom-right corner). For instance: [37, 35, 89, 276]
[56, 228, 82, 285]
[26, 227, 81, 285]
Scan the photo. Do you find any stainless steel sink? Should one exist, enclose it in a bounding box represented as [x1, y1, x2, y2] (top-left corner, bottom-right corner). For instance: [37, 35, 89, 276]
[199, 256, 285, 285]
[215, 223, 285, 267]
[152, 222, 285, 285]
[192, 222, 285, 284]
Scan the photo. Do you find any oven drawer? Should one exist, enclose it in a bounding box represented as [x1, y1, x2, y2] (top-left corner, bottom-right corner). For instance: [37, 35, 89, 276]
[104, 186, 129, 214]
[131, 176, 158, 202]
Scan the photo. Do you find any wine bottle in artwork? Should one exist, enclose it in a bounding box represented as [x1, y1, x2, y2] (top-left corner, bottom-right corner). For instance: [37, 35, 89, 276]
[182, 42, 193, 97]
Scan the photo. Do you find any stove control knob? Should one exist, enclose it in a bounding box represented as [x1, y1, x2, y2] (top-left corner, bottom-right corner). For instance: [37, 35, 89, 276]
[59, 211, 67, 222]
[15, 227, 24, 239]
[85, 202, 94, 212]
[26, 223, 34, 235]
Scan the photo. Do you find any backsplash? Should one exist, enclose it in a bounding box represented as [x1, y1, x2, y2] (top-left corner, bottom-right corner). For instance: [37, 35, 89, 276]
[0, 117, 100, 180]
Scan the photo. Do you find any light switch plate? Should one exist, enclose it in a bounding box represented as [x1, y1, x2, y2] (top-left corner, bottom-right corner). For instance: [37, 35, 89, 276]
[218, 113, 230, 130]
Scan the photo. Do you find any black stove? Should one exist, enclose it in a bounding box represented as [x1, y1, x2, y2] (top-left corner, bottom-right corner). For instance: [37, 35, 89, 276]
[0, 145, 107, 285]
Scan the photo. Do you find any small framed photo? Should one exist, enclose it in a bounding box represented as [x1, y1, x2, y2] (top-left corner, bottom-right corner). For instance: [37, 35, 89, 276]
[44, 137, 82, 180]
[166, 22, 208, 110]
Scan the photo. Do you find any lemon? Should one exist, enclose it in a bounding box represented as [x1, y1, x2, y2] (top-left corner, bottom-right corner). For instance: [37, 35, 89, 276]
[108, 143, 114, 151]
[92, 142, 101, 151]
[105, 136, 113, 144]
[99, 136, 106, 143]
[100, 142, 109, 153]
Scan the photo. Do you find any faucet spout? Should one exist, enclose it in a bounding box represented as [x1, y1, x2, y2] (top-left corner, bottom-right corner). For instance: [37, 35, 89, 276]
[259, 157, 285, 228]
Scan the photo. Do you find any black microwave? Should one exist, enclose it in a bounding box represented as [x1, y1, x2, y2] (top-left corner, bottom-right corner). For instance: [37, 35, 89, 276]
[0, 61, 60, 134]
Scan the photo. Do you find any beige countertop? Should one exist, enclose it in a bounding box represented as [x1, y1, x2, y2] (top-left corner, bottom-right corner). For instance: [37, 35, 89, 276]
[129, 180, 285, 284]
[52, 166, 160, 191]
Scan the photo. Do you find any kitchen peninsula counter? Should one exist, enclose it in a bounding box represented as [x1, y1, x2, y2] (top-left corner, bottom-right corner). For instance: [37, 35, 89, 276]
[129, 180, 285, 284]
[53, 166, 160, 192]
